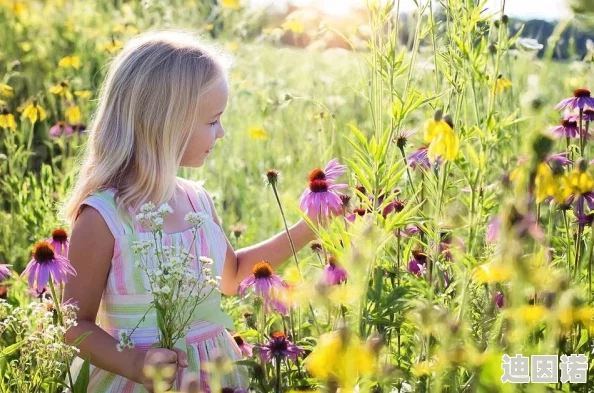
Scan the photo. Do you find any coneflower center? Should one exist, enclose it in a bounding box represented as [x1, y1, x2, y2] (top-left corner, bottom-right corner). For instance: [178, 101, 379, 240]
[233, 335, 244, 346]
[32, 242, 55, 263]
[308, 168, 326, 182]
[574, 88, 591, 98]
[271, 331, 286, 339]
[309, 179, 329, 192]
[412, 250, 428, 262]
[252, 261, 273, 278]
[562, 119, 578, 128]
[52, 228, 68, 242]
[1, 108, 8, 115]
[328, 256, 338, 267]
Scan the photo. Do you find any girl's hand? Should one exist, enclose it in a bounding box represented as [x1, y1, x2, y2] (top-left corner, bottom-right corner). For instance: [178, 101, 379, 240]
[133, 347, 188, 392]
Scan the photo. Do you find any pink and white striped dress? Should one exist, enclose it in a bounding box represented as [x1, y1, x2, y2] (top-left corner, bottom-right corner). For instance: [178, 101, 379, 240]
[69, 178, 248, 392]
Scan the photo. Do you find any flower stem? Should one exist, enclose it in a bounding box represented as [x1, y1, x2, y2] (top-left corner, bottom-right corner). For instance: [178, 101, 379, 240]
[271, 183, 301, 275]
[275, 356, 281, 393]
[48, 277, 75, 391]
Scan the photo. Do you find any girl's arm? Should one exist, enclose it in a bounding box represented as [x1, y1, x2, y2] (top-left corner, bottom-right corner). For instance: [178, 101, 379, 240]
[63, 206, 147, 383]
[204, 193, 319, 295]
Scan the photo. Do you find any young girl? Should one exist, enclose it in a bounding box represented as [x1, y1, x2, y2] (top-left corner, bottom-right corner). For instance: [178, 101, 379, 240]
[61, 30, 320, 393]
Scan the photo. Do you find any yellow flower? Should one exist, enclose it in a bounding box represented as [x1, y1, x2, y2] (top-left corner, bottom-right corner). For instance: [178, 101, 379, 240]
[0, 84, 14, 97]
[305, 330, 375, 390]
[282, 19, 305, 34]
[0, 109, 16, 131]
[249, 126, 268, 140]
[559, 307, 594, 329]
[12, 2, 27, 17]
[74, 90, 93, 99]
[99, 39, 124, 55]
[472, 262, 514, 284]
[424, 113, 459, 162]
[222, 0, 241, 10]
[20, 101, 47, 124]
[226, 41, 239, 52]
[534, 163, 565, 203]
[561, 168, 594, 196]
[58, 55, 82, 70]
[513, 305, 547, 324]
[427, 125, 459, 162]
[113, 23, 139, 35]
[49, 81, 73, 100]
[65, 106, 81, 124]
[19, 42, 32, 52]
[412, 360, 434, 377]
[495, 75, 512, 94]
[204, 24, 215, 32]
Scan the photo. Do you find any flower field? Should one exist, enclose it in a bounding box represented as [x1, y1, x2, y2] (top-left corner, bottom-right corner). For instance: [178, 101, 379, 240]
[1, 0, 594, 392]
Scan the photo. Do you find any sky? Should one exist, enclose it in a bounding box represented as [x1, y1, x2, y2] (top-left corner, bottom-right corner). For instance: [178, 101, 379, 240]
[249, 0, 572, 21]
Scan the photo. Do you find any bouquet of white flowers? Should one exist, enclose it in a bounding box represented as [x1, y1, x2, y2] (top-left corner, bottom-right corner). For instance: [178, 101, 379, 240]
[118, 202, 220, 351]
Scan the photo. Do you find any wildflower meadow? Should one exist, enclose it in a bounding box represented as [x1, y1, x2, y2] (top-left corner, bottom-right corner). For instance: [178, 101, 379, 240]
[2, 0, 594, 392]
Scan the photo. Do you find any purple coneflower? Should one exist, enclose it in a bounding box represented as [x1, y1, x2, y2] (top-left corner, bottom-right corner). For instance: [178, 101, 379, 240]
[555, 89, 594, 111]
[233, 334, 253, 357]
[382, 199, 405, 218]
[486, 216, 501, 243]
[0, 264, 12, 282]
[319, 158, 347, 183]
[258, 331, 303, 363]
[549, 116, 580, 138]
[20, 241, 77, 292]
[346, 208, 367, 222]
[395, 129, 416, 150]
[48, 228, 69, 257]
[584, 109, 594, 122]
[238, 261, 288, 307]
[408, 146, 431, 170]
[408, 250, 428, 276]
[493, 291, 504, 308]
[323, 256, 348, 286]
[546, 152, 573, 166]
[300, 178, 347, 217]
[49, 121, 74, 138]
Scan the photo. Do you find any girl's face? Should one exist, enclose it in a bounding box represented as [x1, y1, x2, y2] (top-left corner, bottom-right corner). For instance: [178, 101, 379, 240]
[180, 78, 228, 168]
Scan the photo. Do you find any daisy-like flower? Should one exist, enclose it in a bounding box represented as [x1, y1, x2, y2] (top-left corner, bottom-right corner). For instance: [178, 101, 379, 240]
[299, 177, 347, 217]
[49, 121, 74, 138]
[258, 331, 303, 363]
[307, 158, 347, 185]
[394, 129, 416, 150]
[20, 99, 47, 124]
[233, 334, 253, 357]
[408, 250, 428, 276]
[555, 89, 594, 111]
[584, 109, 594, 122]
[238, 261, 288, 306]
[495, 75, 512, 94]
[408, 145, 432, 170]
[0, 107, 16, 131]
[382, 199, 405, 218]
[546, 152, 573, 166]
[323, 256, 348, 286]
[20, 241, 77, 292]
[549, 115, 580, 138]
[48, 228, 69, 257]
[561, 163, 594, 221]
[346, 207, 367, 222]
[0, 264, 12, 282]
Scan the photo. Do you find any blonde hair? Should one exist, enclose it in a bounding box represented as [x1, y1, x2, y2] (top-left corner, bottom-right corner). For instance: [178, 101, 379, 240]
[60, 30, 230, 228]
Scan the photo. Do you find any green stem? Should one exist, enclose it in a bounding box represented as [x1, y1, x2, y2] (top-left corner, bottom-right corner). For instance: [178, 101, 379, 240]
[271, 183, 301, 275]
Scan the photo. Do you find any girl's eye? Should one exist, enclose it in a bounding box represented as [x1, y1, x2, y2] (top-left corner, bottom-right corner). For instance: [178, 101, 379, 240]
[209, 120, 219, 127]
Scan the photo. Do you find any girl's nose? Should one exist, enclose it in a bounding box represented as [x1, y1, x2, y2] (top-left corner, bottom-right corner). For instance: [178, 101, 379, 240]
[217, 126, 226, 139]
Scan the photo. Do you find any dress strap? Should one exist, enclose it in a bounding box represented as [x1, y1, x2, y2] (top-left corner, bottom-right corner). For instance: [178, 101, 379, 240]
[78, 189, 134, 237]
[179, 179, 212, 216]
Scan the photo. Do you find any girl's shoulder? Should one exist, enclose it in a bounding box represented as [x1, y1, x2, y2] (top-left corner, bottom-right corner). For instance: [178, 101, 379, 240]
[77, 187, 132, 238]
[176, 177, 215, 215]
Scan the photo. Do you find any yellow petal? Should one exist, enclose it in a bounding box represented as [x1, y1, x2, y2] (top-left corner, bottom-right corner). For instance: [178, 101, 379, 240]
[248, 126, 268, 140]
[0, 84, 14, 97]
[65, 106, 81, 124]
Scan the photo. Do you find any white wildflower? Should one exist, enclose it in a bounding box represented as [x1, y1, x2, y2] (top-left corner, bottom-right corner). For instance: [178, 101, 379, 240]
[140, 202, 156, 214]
[185, 212, 208, 227]
[199, 256, 214, 265]
[158, 203, 173, 216]
[160, 285, 171, 295]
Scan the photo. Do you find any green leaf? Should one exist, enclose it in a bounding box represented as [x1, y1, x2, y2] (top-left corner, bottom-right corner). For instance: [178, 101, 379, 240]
[71, 331, 93, 347]
[1, 340, 25, 356]
[72, 356, 91, 393]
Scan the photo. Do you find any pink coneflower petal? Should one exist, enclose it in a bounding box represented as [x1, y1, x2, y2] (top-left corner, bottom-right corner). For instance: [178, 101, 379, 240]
[237, 261, 287, 312]
[258, 332, 303, 363]
[554, 89, 594, 111]
[20, 241, 77, 292]
[322, 158, 347, 182]
[486, 216, 501, 243]
[48, 228, 69, 257]
[323, 257, 348, 286]
[0, 264, 12, 282]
